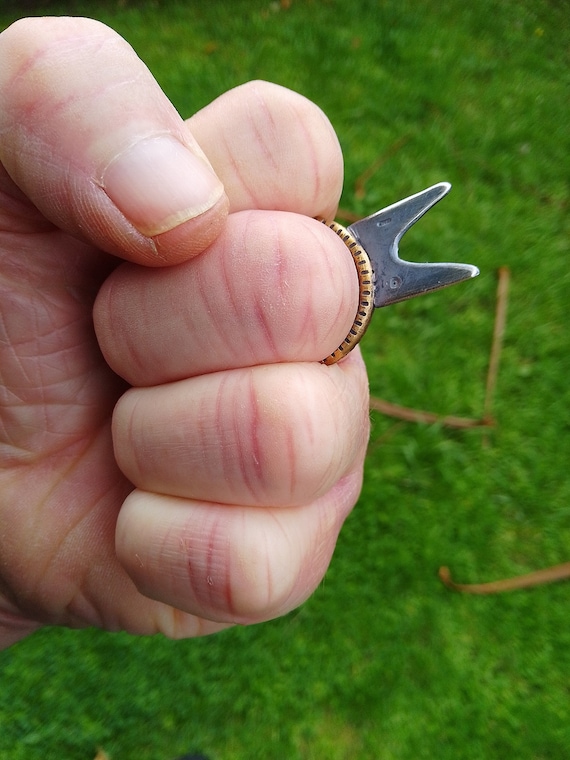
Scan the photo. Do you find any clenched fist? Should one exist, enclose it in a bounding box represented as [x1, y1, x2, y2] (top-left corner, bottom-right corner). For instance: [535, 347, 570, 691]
[0, 17, 369, 649]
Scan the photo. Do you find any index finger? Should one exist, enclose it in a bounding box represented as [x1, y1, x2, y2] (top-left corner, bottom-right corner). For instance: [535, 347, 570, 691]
[188, 80, 344, 220]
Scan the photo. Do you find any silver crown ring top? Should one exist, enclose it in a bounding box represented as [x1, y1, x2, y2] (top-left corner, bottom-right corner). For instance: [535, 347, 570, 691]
[317, 183, 479, 365]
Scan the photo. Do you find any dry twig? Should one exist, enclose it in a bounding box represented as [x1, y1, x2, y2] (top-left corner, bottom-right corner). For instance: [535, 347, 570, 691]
[336, 208, 361, 225]
[439, 563, 570, 594]
[483, 266, 510, 424]
[369, 396, 491, 429]
[354, 136, 410, 200]
[368, 268, 511, 428]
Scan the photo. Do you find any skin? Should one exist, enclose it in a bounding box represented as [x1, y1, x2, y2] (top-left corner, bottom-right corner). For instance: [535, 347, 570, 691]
[0, 18, 370, 649]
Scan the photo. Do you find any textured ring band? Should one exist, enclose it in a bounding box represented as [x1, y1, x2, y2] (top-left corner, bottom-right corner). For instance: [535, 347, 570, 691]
[318, 219, 375, 366]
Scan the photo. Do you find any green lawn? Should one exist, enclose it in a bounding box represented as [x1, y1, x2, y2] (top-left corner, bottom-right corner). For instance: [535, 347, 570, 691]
[1, 1, 570, 758]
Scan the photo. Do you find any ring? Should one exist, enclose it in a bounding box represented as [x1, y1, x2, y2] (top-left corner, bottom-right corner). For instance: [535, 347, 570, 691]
[317, 219, 375, 365]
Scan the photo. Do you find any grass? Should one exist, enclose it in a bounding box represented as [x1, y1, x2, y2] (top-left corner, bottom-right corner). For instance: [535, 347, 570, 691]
[1, 0, 570, 758]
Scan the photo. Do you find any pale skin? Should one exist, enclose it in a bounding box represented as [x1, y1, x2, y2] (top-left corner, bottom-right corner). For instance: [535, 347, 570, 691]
[0, 17, 370, 650]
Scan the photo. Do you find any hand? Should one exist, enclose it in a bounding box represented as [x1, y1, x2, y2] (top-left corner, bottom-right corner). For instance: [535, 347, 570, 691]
[0, 17, 369, 648]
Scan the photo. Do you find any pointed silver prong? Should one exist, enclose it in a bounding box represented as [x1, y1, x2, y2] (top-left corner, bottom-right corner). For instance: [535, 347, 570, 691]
[348, 183, 479, 308]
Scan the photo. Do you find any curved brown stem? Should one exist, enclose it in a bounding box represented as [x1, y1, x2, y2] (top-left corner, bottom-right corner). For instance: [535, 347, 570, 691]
[439, 563, 570, 594]
[369, 396, 492, 429]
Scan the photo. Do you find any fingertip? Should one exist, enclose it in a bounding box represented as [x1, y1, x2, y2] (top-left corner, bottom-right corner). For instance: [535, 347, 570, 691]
[188, 79, 344, 218]
[115, 485, 359, 626]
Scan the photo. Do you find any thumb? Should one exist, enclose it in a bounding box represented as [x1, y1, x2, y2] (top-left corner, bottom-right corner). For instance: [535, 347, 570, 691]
[0, 17, 228, 265]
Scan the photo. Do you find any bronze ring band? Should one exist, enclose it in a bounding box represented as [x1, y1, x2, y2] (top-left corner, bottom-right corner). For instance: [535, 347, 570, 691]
[317, 219, 375, 366]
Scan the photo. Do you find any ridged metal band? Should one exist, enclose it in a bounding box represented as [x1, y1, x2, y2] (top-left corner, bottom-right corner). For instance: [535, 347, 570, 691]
[318, 219, 375, 366]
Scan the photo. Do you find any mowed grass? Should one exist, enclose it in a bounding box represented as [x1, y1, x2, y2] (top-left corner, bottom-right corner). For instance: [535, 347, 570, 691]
[1, 1, 569, 758]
